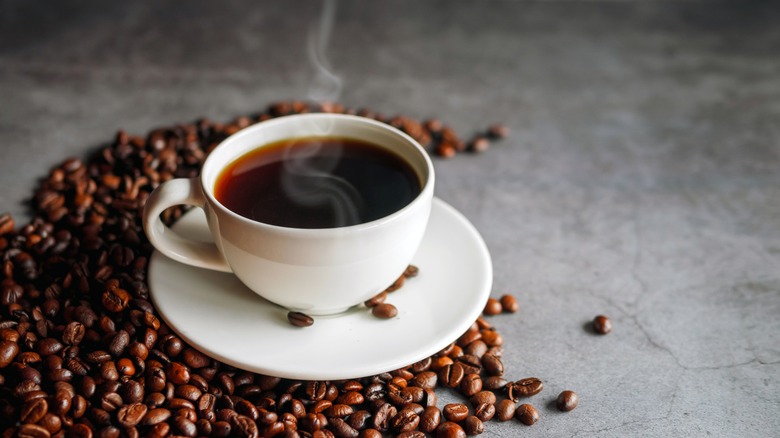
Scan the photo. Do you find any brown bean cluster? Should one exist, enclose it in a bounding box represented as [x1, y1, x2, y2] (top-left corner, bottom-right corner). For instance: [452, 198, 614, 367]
[0, 101, 572, 438]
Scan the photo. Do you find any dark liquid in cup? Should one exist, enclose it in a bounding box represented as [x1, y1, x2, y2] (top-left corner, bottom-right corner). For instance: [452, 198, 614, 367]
[214, 137, 422, 228]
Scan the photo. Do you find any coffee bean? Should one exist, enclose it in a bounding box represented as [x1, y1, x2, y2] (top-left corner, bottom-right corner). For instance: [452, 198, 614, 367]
[482, 298, 501, 316]
[390, 409, 420, 433]
[20, 397, 48, 423]
[418, 406, 441, 433]
[515, 403, 539, 426]
[499, 294, 518, 313]
[0, 213, 14, 235]
[372, 403, 397, 432]
[508, 377, 543, 400]
[363, 291, 386, 307]
[17, 424, 51, 438]
[469, 390, 496, 407]
[173, 416, 197, 437]
[142, 407, 171, 426]
[371, 303, 397, 319]
[385, 274, 405, 292]
[460, 373, 482, 397]
[469, 137, 490, 153]
[474, 402, 495, 422]
[288, 311, 314, 327]
[0, 340, 19, 367]
[439, 363, 465, 388]
[593, 315, 612, 334]
[397, 431, 425, 438]
[463, 415, 484, 435]
[117, 403, 148, 428]
[435, 421, 466, 438]
[481, 354, 503, 376]
[443, 403, 469, 422]
[556, 390, 579, 411]
[487, 124, 509, 139]
[495, 399, 516, 422]
[61, 322, 85, 346]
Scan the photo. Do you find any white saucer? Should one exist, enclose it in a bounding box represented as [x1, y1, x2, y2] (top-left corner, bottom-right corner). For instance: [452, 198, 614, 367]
[148, 197, 492, 380]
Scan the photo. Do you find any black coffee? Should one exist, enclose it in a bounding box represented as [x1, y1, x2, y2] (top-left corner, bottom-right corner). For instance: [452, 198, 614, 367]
[214, 137, 421, 228]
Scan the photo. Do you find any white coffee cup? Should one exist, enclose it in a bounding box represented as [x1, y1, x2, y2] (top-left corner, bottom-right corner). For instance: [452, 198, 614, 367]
[142, 113, 434, 315]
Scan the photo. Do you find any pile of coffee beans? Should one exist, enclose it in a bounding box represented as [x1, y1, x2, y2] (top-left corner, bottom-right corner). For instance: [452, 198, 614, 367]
[0, 101, 575, 438]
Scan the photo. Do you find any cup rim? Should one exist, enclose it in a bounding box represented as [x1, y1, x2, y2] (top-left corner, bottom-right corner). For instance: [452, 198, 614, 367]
[199, 113, 435, 234]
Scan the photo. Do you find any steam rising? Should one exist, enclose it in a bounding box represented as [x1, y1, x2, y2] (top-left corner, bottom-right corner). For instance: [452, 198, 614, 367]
[279, 0, 364, 228]
[307, 0, 342, 104]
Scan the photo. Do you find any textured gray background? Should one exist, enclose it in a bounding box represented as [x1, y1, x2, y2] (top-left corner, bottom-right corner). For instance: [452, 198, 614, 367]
[2, 1, 780, 436]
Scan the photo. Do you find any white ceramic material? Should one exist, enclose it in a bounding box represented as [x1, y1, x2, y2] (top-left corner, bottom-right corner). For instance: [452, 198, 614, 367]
[148, 197, 492, 380]
[142, 114, 434, 315]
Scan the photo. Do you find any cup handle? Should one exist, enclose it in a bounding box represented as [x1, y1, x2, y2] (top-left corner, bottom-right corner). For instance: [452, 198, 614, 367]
[142, 178, 232, 272]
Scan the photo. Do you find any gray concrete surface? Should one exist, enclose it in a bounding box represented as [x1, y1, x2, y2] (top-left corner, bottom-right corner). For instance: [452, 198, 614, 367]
[2, 0, 779, 436]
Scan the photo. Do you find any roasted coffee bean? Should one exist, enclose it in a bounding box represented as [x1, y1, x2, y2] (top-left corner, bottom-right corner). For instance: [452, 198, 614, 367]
[556, 390, 579, 411]
[397, 432, 425, 438]
[390, 409, 420, 433]
[443, 403, 469, 422]
[182, 347, 210, 368]
[481, 354, 503, 376]
[17, 424, 51, 438]
[460, 373, 482, 397]
[474, 402, 495, 422]
[346, 409, 371, 430]
[371, 303, 397, 319]
[288, 311, 314, 327]
[62, 322, 85, 346]
[509, 377, 543, 399]
[482, 298, 502, 316]
[409, 370, 437, 389]
[418, 406, 441, 433]
[439, 363, 465, 388]
[515, 403, 539, 426]
[499, 294, 518, 313]
[469, 391, 496, 407]
[463, 415, 484, 435]
[495, 399, 516, 422]
[372, 403, 397, 432]
[20, 397, 48, 423]
[480, 330, 503, 347]
[593, 315, 612, 334]
[117, 403, 148, 428]
[487, 124, 509, 139]
[436, 421, 467, 438]
[464, 340, 487, 358]
[0, 340, 19, 367]
[99, 392, 123, 412]
[329, 418, 358, 437]
[364, 291, 386, 307]
[469, 136, 490, 153]
[141, 407, 171, 426]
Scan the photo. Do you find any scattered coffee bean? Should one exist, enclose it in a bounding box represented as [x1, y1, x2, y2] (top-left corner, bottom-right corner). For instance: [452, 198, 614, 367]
[463, 415, 485, 435]
[371, 303, 398, 319]
[499, 294, 518, 313]
[288, 311, 314, 327]
[496, 399, 516, 422]
[436, 421, 467, 438]
[403, 264, 419, 278]
[593, 315, 612, 334]
[515, 403, 539, 426]
[443, 403, 470, 422]
[364, 291, 387, 307]
[487, 124, 509, 139]
[507, 377, 543, 400]
[482, 298, 502, 316]
[557, 390, 579, 412]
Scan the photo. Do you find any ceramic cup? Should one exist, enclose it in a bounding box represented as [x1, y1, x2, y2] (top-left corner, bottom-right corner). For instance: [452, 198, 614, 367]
[142, 113, 435, 315]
